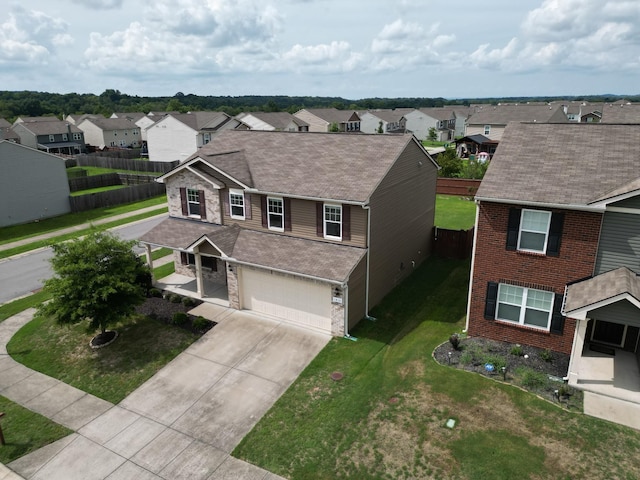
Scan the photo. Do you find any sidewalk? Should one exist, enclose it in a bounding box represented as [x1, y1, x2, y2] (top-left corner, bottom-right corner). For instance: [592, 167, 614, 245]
[0, 204, 167, 253]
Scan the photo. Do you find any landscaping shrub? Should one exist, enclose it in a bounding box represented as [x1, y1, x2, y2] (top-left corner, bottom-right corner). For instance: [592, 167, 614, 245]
[449, 333, 461, 350]
[510, 344, 524, 357]
[482, 354, 506, 372]
[517, 367, 548, 389]
[169, 293, 182, 304]
[149, 288, 162, 298]
[192, 316, 209, 331]
[540, 349, 553, 363]
[181, 296, 196, 307]
[172, 312, 188, 326]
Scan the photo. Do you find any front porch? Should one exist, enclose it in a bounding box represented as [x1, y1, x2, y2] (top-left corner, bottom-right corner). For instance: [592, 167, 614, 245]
[155, 273, 229, 308]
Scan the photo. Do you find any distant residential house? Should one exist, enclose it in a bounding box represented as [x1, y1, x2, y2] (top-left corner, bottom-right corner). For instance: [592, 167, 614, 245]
[466, 122, 640, 430]
[0, 141, 71, 227]
[403, 108, 459, 141]
[139, 130, 438, 336]
[77, 117, 141, 149]
[293, 108, 361, 132]
[146, 111, 233, 163]
[0, 118, 19, 143]
[12, 120, 85, 155]
[65, 113, 105, 125]
[234, 112, 309, 131]
[454, 134, 499, 159]
[359, 108, 414, 134]
[466, 104, 568, 140]
[13, 116, 59, 125]
[600, 103, 640, 123]
[110, 112, 156, 143]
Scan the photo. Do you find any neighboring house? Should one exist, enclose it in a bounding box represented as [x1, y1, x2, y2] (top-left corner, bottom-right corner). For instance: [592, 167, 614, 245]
[0, 118, 19, 143]
[139, 130, 438, 336]
[146, 111, 233, 163]
[403, 108, 460, 141]
[466, 104, 568, 140]
[0, 141, 71, 227]
[12, 120, 85, 154]
[359, 108, 414, 134]
[65, 113, 105, 125]
[77, 117, 141, 149]
[454, 134, 499, 159]
[234, 112, 309, 131]
[293, 108, 361, 132]
[466, 122, 640, 429]
[13, 116, 59, 124]
[111, 112, 156, 142]
[600, 103, 640, 123]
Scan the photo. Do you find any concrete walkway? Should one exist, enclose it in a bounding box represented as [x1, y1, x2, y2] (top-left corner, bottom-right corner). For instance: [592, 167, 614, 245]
[0, 204, 167, 253]
[0, 304, 330, 479]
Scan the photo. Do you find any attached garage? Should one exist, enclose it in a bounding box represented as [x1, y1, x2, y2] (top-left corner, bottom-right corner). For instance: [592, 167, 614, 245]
[240, 267, 333, 333]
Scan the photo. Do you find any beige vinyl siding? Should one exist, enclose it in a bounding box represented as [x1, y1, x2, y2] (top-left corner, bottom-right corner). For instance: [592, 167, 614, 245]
[594, 211, 640, 275]
[222, 193, 368, 248]
[347, 257, 367, 330]
[466, 124, 506, 141]
[367, 140, 437, 308]
[293, 110, 329, 132]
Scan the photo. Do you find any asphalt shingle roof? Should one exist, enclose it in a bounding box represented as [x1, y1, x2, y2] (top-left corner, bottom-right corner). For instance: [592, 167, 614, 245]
[565, 267, 640, 314]
[16, 120, 83, 135]
[79, 117, 138, 130]
[182, 130, 418, 203]
[468, 104, 568, 125]
[298, 108, 359, 124]
[238, 112, 309, 129]
[600, 103, 640, 123]
[476, 122, 640, 207]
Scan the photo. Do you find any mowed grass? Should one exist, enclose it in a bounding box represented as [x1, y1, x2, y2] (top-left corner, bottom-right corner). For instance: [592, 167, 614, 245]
[7, 312, 199, 404]
[70, 184, 127, 196]
[434, 194, 476, 230]
[0, 396, 72, 464]
[67, 166, 163, 177]
[233, 257, 640, 480]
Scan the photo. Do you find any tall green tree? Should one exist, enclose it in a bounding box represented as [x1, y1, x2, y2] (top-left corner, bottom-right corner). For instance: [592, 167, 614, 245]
[436, 146, 463, 178]
[38, 231, 151, 341]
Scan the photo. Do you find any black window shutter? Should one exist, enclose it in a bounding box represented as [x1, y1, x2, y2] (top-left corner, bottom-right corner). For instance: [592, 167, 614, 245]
[180, 188, 188, 216]
[550, 293, 565, 334]
[316, 202, 324, 237]
[245, 193, 252, 220]
[342, 204, 351, 241]
[261, 195, 268, 227]
[199, 190, 206, 219]
[546, 212, 564, 257]
[180, 252, 187, 265]
[506, 208, 521, 250]
[484, 282, 499, 319]
[284, 198, 292, 231]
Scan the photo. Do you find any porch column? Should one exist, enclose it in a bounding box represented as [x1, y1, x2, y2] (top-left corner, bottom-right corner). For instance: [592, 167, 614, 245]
[144, 244, 154, 282]
[194, 247, 204, 298]
[567, 318, 588, 386]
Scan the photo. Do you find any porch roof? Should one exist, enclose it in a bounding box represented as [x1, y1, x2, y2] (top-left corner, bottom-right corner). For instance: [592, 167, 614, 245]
[564, 267, 640, 319]
[139, 217, 366, 283]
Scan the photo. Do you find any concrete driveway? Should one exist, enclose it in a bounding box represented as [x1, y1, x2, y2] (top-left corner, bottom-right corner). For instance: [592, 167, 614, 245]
[6, 304, 330, 480]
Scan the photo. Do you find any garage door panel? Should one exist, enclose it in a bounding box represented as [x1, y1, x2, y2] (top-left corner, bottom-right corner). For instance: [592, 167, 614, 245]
[241, 268, 332, 332]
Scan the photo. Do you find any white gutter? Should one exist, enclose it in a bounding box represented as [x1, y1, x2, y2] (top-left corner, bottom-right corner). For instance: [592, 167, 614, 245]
[464, 202, 481, 332]
[227, 257, 344, 286]
[474, 196, 605, 213]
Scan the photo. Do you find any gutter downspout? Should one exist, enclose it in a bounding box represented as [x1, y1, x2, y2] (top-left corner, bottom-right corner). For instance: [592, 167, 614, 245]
[464, 201, 481, 332]
[363, 204, 376, 322]
[343, 283, 357, 341]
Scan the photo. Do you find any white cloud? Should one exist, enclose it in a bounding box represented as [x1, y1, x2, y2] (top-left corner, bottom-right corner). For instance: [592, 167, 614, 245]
[280, 41, 362, 72]
[0, 6, 68, 64]
[70, 0, 123, 9]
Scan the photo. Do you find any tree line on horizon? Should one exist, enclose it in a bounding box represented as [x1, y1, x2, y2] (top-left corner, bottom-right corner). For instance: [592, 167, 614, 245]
[0, 89, 636, 123]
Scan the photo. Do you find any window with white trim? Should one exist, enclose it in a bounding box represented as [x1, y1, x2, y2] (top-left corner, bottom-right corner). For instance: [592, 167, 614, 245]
[229, 189, 245, 219]
[267, 197, 284, 231]
[324, 204, 342, 239]
[518, 209, 551, 253]
[73, 133, 82, 140]
[62, 133, 68, 141]
[187, 188, 201, 216]
[48, 134, 55, 142]
[496, 284, 554, 330]
[484, 125, 491, 135]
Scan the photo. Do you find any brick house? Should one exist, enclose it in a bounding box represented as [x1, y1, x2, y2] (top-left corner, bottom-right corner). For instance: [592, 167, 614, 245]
[139, 130, 438, 337]
[466, 122, 640, 428]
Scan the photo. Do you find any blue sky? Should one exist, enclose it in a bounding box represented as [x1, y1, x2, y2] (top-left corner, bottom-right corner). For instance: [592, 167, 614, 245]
[2, 0, 639, 99]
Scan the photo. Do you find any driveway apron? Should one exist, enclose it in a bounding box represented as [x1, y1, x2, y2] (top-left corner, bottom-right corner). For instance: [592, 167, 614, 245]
[2, 305, 330, 480]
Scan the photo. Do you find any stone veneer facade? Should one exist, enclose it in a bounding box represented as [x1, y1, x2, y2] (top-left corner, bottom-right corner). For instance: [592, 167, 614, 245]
[166, 170, 221, 224]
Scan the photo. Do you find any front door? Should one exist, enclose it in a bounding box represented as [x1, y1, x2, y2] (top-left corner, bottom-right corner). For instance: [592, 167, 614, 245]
[591, 320, 626, 347]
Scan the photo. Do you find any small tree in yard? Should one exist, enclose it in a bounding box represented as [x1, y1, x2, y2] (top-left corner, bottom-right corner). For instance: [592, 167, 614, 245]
[428, 127, 438, 142]
[436, 146, 463, 178]
[38, 231, 151, 347]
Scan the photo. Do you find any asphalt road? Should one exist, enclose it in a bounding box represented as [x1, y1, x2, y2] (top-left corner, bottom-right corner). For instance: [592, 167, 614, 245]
[0, 215, 166, 304]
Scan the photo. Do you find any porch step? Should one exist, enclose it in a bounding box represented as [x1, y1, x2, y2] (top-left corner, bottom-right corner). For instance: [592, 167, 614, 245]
[583, 391, 640, 431]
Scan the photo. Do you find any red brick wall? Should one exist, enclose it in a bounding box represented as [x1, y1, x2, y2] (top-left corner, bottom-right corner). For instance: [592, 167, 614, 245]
[468, 202, 602, 354]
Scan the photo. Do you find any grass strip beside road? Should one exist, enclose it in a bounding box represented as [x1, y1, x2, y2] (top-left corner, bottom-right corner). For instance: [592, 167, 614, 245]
[0, 206, 167, 260]
[0, 290, 52, 322]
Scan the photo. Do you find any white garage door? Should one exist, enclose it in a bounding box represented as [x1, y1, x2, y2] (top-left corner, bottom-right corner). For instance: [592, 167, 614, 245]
[240, 268, 332, 333]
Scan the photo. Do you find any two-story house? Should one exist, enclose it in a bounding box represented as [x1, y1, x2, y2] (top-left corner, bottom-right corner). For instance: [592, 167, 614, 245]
[359, 108, 414, 134]
[403, 108, 462, 141]
[234, 112, 309, 132]
[146, 111, 234, 162]
[12, 120, 86, 155]
[466, 104, 568, 140]
[139, 130, 438, 336]
[293, 108, 361, 133]
[466, 122, 640, 429]
[77, 117, 142, 149]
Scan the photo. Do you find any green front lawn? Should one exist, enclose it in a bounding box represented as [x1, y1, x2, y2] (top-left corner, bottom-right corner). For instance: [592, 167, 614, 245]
[7, 312, 199, 404]
[434, 194, 476, 230]
[0, 396, 72, 465]
[234, 257, 640, 479]
[67, 166, 163, 177]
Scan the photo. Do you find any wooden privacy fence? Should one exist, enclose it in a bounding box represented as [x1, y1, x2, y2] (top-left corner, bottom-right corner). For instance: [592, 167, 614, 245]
[436, 178, 482, 197]
[73, 154, 178, 173]
[432, 226, 474, 259]
[69, 183, 166, 212]
[68, 173, 157, 192]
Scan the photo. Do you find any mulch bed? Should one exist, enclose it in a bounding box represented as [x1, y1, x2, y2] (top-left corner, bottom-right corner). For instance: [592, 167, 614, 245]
[135, 294, 216, 335]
